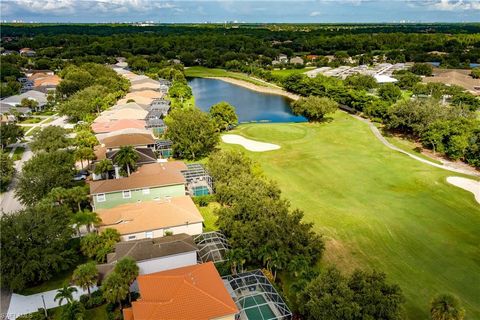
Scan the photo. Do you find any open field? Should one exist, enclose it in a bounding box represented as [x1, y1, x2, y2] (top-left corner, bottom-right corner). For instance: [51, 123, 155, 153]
[185, 66, 277, 88]
[220, 112, 480, 319]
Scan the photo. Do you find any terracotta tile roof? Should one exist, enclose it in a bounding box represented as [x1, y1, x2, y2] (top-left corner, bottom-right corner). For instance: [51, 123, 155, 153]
[91, 119, 147, 134]
[89, 161, 187, 194]
[33, 75, 61, 87]
[123, 262, 238, 320]
[100, 133, 155, 149]
[94, 108, 148, 122]
[97, 196, 203, 236]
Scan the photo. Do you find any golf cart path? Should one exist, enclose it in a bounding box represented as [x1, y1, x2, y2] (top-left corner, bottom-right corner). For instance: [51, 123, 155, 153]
[352, 115, 480, 177]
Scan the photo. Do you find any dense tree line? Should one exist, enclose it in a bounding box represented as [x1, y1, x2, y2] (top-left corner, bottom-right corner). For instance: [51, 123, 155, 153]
[207, 150, 324, 278]
[56, 63, 129, 121]
[1, 24, 479, 71]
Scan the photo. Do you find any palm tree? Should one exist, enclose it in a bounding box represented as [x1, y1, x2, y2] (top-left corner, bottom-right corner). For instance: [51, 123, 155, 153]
[72, 210, 101, 234]
[102, 271, 129, 310]
[94, 159, 114, 180]
[114, 146, 139, 177]
[430, 294, 465, 320]
[114, 257, 139, 303]
[54, 285, 78, 306]
[69, 186, 89, 212]
[75, 147, 96, 169]
[72, 262, 98, 296]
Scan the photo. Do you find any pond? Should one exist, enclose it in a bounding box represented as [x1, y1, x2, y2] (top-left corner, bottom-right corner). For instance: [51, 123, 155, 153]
[188, 78, 306, 123]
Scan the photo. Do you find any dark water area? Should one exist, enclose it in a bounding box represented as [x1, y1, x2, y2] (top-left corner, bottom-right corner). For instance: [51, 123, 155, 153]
[188, 78, 306, 123]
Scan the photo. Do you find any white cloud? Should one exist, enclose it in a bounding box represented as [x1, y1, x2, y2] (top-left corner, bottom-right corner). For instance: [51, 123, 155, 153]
[410, 0, 480, 11]
[310, 11, 321, 16]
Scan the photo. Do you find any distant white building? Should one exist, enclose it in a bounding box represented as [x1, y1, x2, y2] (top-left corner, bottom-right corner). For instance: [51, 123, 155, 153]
[374, 74, 398, 83]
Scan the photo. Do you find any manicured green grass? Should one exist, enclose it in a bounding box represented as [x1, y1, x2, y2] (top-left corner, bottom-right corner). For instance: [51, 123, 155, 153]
[197, 202, 220, 231]
[19, 117, 42, 124]
[383, 133, 443, 165]
[25, 126, 41, 137]
[10, 146, 25, 161]
[19, 268, 74, 295]
[185, 66, 277, 88]
[271, 67, 315, 78]
[220, 112, 480, 319]
[49, 304, 108, 320]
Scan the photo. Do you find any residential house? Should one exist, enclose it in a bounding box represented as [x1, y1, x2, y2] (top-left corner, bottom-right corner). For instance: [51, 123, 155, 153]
[290, 56, 304, 65]
[1, 90, 47, 111]
[122, 262, 238, 320]
[130, 81, 161, 92]
[91, 119, 147, 135]
[278, 54, 288, 63]
[24, 70, 55, 77]
[0, 102, 31, 122]
[97, 195, 204, 241]
[31, 74, 61, 93]
[89, 161, 187, 209]
[96, 130, 155, 151]
[97, 233, 198, 280]
[117, 90, 163, 106]
[19, 48, 36, 57]
[94, 103, 148, 122]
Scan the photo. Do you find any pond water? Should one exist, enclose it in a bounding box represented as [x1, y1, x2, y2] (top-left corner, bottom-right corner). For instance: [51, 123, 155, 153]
[188, 78, 306, 123]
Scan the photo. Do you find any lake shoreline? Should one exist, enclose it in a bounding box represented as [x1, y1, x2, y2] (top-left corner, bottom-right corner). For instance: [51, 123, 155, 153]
[205, 76, 301, 101]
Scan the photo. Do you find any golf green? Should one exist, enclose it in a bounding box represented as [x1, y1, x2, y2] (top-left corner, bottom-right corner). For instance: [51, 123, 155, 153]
[220, 112, 480, 319]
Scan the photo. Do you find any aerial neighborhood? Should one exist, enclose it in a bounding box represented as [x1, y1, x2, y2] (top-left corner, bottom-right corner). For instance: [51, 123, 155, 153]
[0, 14, 479, 320]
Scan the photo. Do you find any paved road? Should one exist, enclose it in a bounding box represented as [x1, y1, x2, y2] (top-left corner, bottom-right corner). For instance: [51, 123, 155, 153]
[352, 115, 480, 177]
[0, 144, 33, 215]
[0, 115, 70, 215]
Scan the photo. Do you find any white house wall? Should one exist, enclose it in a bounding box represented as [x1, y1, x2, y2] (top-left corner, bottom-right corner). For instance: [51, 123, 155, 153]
[120, 222, 203, 241]
[137, 251, 197, 275]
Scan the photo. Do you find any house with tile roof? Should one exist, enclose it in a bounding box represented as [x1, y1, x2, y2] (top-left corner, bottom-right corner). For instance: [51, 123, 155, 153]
[122, 262, 238, 320]
[97, 233, 198, 280]
[91, 119, 148, 135]
[97, 195, 203, 241]
[89, 161, 187, 210]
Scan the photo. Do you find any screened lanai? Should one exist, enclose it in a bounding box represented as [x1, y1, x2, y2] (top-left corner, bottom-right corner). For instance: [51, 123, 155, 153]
[223, 270, 292, 320]
[194, 231, 229, 263]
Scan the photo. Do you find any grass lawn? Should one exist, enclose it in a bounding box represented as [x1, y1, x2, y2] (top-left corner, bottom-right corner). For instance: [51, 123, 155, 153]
[383, 133, 443, 165]
[19, 268, 75, 295]
[220, 112, 480, 319]
[185, 66, 277, 88]
[271, 67, 314, 78]
[197, 202, 220, 231]
[25, 126, 41, 137]
[49, 304, 108, 319]
[10, 146, 25, 161]
[19, 117, 42, 124]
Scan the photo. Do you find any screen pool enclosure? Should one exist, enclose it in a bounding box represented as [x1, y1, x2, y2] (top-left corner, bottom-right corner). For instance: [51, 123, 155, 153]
[223, 270, 292, 320]
[181, 163, 214, 196]
[194, 231, 229, 263]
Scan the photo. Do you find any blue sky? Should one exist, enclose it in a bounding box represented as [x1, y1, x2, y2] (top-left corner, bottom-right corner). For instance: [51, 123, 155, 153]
[1, 0, 479, 23]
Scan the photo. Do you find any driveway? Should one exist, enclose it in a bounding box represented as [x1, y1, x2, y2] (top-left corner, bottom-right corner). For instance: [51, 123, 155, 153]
[0, 144, 33, 215]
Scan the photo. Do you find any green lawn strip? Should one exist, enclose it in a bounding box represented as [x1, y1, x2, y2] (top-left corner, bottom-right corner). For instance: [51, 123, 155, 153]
[19, 117, 42, 124]
[197, 202, 220, 231]
[11, 146, 25, 161]
[382, 134, 444, 165]
[26, 126, 41, 137]
[19, 256, 89, 295]
[270, 67, 315, 78]
[49, 304, 108, 320]
[220, 113, 480, 319]
[185, 66, 276, 88]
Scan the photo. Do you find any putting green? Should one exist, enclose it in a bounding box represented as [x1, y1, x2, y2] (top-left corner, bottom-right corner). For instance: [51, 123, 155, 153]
[220, 112, 480, 319]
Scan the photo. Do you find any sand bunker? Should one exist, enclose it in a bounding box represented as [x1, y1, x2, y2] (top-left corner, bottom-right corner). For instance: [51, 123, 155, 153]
[447, 177, 480, 204]
[222, 134, 280, 152]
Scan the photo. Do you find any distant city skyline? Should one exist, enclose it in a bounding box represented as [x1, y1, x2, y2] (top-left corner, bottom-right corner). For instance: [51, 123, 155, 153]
[1, 0, 479, 23]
